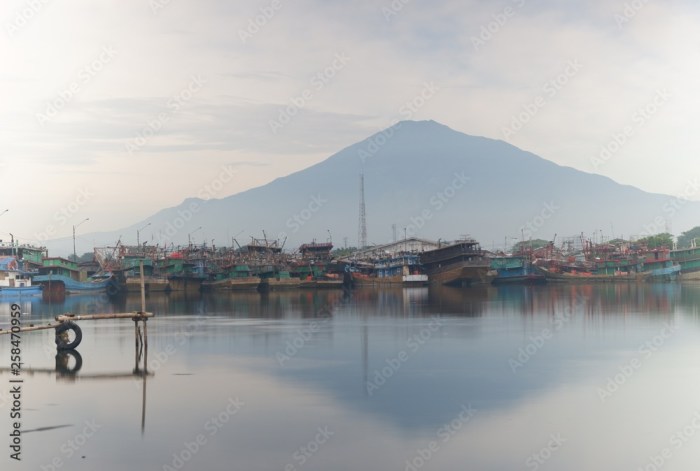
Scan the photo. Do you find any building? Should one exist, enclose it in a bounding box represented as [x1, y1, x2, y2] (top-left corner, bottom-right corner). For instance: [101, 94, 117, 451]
[350, 237, 440, 261]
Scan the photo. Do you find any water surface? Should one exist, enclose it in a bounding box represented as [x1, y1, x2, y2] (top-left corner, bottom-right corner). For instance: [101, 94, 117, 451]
[2, 283, 700, 470]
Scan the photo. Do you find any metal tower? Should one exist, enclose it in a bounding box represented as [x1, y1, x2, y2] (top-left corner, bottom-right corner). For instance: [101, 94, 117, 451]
[358, 172, 367, 249]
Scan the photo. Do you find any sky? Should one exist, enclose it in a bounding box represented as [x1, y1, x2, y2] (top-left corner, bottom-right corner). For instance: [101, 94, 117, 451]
[1, 0, 699, 247]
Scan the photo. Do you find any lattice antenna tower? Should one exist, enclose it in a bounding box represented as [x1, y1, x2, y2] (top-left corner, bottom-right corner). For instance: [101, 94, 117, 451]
[358, 171, 367, 249]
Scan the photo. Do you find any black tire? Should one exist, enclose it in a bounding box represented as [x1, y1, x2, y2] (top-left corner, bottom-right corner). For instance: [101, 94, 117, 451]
[55, 350, 83, 375]
[55, 322, 83, 350]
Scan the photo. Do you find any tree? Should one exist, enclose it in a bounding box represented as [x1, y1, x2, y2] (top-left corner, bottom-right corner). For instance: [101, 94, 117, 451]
[677, 226, 700, 248]
[331, 247, 358, 258]
[512, 239, 550, 253]
[68, 252, 94, 263]
[636, 233, 673, 249]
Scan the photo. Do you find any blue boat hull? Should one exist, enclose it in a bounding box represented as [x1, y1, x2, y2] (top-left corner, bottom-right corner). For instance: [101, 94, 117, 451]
[492, 272, 546, 285]
[0, 286, 42, 296]
[32, 274, 112, 292]
[648, 264, 681, 281]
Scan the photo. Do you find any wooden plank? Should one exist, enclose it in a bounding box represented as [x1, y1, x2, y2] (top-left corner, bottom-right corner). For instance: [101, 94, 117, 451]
[0, 368, 153, 379]
[54, 312, 154, 322]
[0, 323, 60, 334]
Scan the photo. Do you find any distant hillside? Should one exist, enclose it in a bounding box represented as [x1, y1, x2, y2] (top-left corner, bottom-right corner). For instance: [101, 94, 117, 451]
[47, 120, 700, 255]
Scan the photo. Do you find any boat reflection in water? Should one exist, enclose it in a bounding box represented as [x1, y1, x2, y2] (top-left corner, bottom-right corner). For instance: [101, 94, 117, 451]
[1, 282, 698, 470]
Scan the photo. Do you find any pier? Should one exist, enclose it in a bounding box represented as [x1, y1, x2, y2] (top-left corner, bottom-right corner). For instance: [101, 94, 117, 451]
[0, 262, 153, 351]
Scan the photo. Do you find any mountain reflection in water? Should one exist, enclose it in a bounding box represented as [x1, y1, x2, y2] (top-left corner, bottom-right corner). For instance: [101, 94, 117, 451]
[2, 282, 699, 470]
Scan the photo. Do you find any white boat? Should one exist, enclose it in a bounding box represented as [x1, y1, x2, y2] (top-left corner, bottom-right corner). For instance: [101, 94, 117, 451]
[0, 256, 41, 296]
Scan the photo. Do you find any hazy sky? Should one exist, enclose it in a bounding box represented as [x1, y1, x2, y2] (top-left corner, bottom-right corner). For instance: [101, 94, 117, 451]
[1, 0, 698, 245]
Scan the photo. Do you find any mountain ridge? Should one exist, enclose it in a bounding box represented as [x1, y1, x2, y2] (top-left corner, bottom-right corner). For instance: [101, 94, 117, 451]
[46, 120, 698, 255]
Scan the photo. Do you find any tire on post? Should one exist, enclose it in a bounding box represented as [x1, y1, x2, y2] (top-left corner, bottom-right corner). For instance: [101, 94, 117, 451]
[55, 321, 83, 350]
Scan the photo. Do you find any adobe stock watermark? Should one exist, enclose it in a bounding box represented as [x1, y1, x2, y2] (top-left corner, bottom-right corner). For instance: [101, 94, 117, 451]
[614, 0, 650, 29]
[591, 88, 671, 170]
[471, 0, 526, 52]
[153, 201, 201, 246]
[405, 172, 469, 237]
[597, 323, 676, 402]
[366, 317, 442, 396]
[637, 177, 700, 238]
[357, 123, 401, 164]
[285, 195, 328, 233]
[502, 59, 582, 140]
[36, 45, 118, 125]
[150, 164, 237, 246]
[283, 426, 334, 471]
[404, 404, 476, 471]
[525, 433, 566, 471]
[275, 301, 337, 366]
[125, 75, 206, 154]
[399, 82, 439, 121]
[162, 397, 244, 471]
[509, 294, 582, 372]
[357, 81, 440, 164]
[5, 0, 51, 38]
[134, 317, 207, 381]
[519, 201, 559, 240]
[40, 420, 102, 471]
[238, 0, 283, 43]
[150, 0, 174, 15]
[636, 410, 700, 471]
[381, 0, 411, 22]
[196, 164, 238, 201]
[34, 187, 95, 243]
[268, 53, 350, 134]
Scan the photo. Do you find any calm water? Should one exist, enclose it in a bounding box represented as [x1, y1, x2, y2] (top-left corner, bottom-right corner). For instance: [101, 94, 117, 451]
[2, 283, 700, 470]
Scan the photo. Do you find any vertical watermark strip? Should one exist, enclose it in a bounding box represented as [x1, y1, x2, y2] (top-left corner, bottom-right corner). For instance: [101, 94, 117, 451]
[8, 303, 23, 461]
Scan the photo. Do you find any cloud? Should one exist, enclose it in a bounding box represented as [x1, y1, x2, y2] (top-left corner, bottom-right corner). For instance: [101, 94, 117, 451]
[2, 0, 699, 238]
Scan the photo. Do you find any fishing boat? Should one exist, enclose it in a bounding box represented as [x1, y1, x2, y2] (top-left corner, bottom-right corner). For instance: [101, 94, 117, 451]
[202, 265, 261, 291]
[289, 240, 345, 289]
[647, 263, 681, 281]
[490, 255, 545, 285]
[32, 257, 114, 294]
[419, 239, 490, 287]
[670, 245, 700, 280]
[259, 270, 301, 291]
[0, 257, 41, 296]
[156, 253, 205, 293]
[125, 275, 170, 293]
[32, 273, 113, 293]
[351, 254, 428, 287]
[534, 265, 650, 282]
[643, 249, 681, 282]
[300, 273, 344, 289]
[533, 237, 654, 283]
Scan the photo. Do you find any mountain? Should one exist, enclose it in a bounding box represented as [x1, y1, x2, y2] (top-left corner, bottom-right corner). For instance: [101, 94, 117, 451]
[48, 120, 700, 255]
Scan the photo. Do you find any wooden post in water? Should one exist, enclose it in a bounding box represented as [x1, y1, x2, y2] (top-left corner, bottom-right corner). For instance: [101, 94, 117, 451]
[139, 260, 148, 433]
[143, 318, 148, 357]
[140, 260, 146, 313]
[140, 260, 149, 360]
